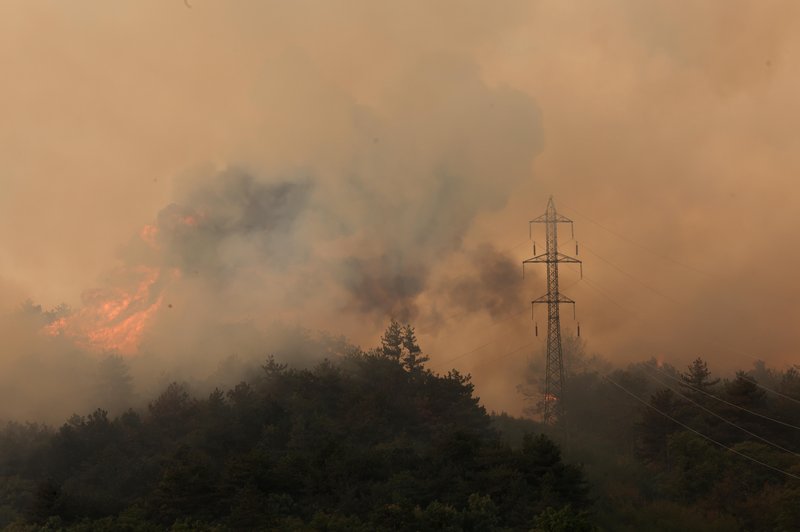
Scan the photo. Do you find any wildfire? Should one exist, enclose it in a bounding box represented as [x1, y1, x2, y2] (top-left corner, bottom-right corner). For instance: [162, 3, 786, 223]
[180, 214, 199, 226]
[44, 266, 164, 355]
[43, 316, 68, 336]
[41, 203, 204, 356]
[140, 224, 159, 248]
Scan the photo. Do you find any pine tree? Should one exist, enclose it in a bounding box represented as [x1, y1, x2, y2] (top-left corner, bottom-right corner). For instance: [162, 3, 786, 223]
[724, 371, 765, 407]
[401, 324, 429, 373]
[680, 357, 719, 397]
[380, 320, 404, 362]
[636, 388, 680, 466]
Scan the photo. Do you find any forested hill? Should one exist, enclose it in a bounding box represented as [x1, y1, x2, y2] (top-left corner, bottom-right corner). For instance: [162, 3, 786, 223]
[4, 322, 798, 531]
[0, 323, 592, 531]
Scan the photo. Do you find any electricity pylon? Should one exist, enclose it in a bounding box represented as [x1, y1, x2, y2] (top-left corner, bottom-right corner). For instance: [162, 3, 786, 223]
[523, 196, 581, 424]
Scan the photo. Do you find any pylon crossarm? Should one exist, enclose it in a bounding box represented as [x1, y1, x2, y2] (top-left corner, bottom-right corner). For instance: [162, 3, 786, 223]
[523, 254, 549, 264]
[532, 294, 575, 305]
[523, 252, 581, 264]
[556, 252, 580, 263]
[530, 213, 573, 225]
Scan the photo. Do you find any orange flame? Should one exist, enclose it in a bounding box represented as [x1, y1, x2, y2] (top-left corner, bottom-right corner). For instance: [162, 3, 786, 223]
[43, 316, 68, 336]
[44, 266, 164, 355]
[42, 203, 205, 356]
[180, 214, 199, 226]
[140, 224, 159, 248]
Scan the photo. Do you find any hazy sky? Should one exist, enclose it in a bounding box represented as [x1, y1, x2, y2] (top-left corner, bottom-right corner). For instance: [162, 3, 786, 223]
[2, 1, 800, 415]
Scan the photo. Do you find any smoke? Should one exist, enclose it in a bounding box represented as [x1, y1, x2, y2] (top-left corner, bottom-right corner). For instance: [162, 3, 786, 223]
[443, 244, 526, 320]
[133, 168, 313, 277]
[2, 2, 800, 419]
[0, 48, 543, 422]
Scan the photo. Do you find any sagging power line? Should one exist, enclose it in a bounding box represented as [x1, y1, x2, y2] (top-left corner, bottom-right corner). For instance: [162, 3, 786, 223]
[605, 375, 800, 481]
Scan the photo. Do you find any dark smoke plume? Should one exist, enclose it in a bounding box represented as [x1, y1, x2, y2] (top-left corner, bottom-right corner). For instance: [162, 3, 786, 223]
[444, 244, 526, 320]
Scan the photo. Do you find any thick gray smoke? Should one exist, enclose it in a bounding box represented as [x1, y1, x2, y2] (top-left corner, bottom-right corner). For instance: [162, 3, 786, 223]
[443, 244, 526, 320]
[138, 59, 544, 324]
[317, 60, 543, 320]
[129, 169, 313, 278]
[4, 2, 799, 421]
[0, 57, 545, 422]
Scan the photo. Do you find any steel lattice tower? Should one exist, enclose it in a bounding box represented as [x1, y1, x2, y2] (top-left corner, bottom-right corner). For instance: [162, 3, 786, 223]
[523, 197, 581, 423]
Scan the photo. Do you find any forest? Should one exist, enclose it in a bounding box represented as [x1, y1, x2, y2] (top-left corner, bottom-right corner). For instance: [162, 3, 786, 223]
[0, 321, 798, 531]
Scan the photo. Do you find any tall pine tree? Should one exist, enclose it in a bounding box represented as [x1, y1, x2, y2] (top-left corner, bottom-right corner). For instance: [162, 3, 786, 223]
[380, 319, 403, 362]
[401, 324, 429, 373]
[680, 357, 719, 398]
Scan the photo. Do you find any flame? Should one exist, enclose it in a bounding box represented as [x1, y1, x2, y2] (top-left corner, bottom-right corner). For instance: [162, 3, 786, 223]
[85, 293, 163, 354]
[43, 316, 68, 336]
[44, 266, 165, 355]
[42, 204, 204, 356]
[180, 214, 199, 226]
[140, 224, 159, 248]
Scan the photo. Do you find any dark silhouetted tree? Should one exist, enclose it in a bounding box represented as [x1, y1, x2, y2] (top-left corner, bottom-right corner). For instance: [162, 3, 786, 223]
[636, 388, 681, 466]
[680, 357, 719, 398]
[380, 319, 403, 362]
[725, 371, 765, 408]
[401, 323, 429, 373]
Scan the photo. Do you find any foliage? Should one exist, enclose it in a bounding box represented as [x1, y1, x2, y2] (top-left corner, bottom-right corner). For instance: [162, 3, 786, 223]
[0, 322, 590, 530]
[541, 355, 800, 530]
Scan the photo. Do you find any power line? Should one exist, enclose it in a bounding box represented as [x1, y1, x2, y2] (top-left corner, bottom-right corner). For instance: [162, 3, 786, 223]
[426, 307, 532, 371]
[751, 380, 800, 407]
[639, 368, 800, 457]
[393, 238, 531, 373]
[430, 340, 536, 372]
[644, 364, 800, 430]
[604, 375, 800, 481]
[563, 252, 800, 407]
[580, 244, 680, 304]
[557, 201, 711, 277]
[563, 265, 642, 317]
[492, 341, 537, 363]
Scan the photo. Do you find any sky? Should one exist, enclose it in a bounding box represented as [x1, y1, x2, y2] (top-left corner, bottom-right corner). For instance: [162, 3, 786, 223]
[1, 1, 800, 417]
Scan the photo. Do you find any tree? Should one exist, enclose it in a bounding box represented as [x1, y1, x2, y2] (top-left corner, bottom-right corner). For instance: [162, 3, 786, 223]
[532, 505, 595, 532]
[380, 320, 403, 362]
[401, 324, 429, 373]
[724, 371, 765, 408]
[679, 358, 719, 398]
[779, 366, 800, 400]
[636, 389, 681, 467]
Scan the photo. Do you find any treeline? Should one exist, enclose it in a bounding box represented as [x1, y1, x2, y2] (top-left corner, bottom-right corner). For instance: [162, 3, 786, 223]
[3, 321, 798, 530]
[0, 322, 592, 531]
[534, 350, 800, 531]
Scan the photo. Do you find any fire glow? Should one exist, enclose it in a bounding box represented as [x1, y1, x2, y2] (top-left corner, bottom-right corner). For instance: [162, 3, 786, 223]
[41, 205, 205, 355]
[44, 266, 164, 355]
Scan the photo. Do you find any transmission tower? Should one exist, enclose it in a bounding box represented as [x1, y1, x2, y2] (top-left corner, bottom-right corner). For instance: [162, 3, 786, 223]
[523, 196, 581, 424]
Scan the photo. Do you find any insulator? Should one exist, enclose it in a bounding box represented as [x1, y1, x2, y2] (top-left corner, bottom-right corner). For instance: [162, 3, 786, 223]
[577, 322, 581, 337]
[535, 323, 539, 337]
[534, 242, 537, 255]
[576, 242, 579, 255]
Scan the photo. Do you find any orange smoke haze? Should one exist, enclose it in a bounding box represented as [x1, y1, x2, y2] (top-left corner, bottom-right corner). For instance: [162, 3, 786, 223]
[2, 1, 800, 420]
